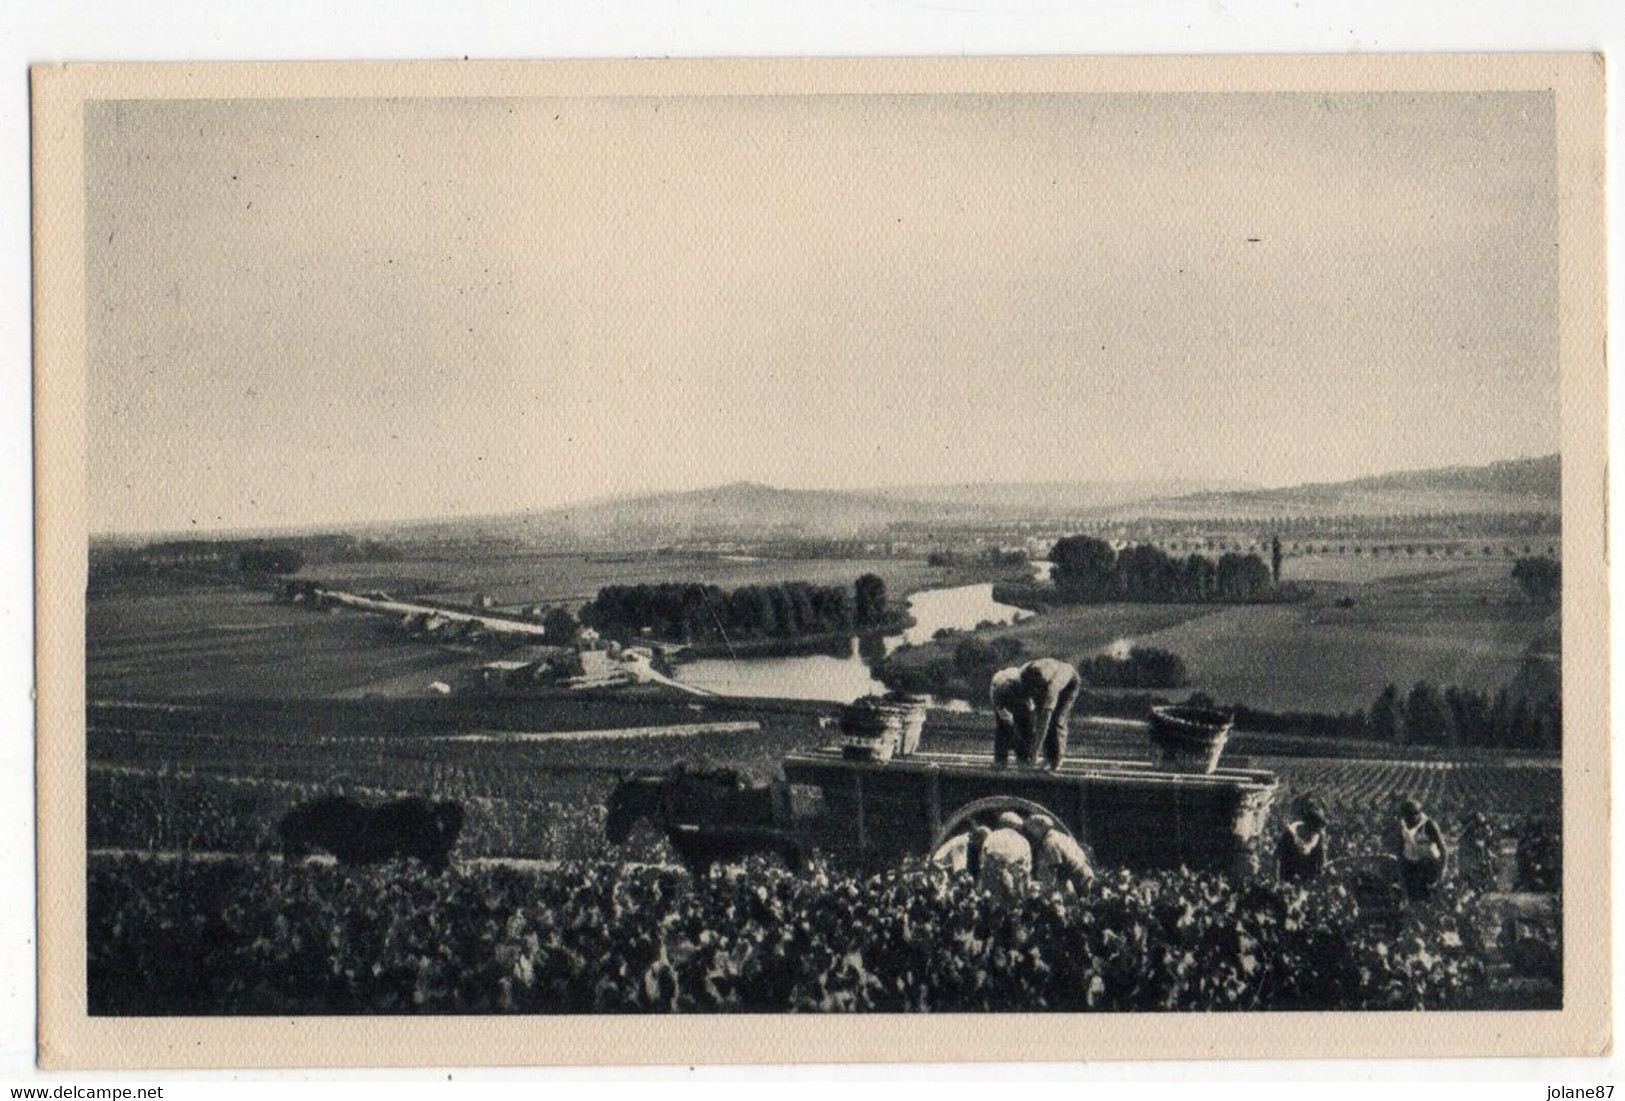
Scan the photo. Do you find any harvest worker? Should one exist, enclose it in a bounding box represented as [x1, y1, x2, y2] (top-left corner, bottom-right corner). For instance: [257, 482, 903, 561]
[1392, 797, 1447, 901]
[1275, 794, 1330, 883]
[931, 824, 990, 878]
[1023, 813, 1095, 893]
[990, 657, 1081, 770]
[977, 811, 1033, 902]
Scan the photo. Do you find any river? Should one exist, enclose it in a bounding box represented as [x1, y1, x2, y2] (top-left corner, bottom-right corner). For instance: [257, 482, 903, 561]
[671, 579, 1038, 702]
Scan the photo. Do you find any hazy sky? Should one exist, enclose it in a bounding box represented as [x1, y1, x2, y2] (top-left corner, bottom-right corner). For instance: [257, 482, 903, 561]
[86, 92, 1558, 534]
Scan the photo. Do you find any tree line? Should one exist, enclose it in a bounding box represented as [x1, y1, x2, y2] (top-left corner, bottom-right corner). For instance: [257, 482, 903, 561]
[1082, 647, 1189, 690]
[1031, 535, 1278, 605]
[580, 574, 894, 645]
[877, 637, 1559, 755]
[1364, 682, 1561, 752]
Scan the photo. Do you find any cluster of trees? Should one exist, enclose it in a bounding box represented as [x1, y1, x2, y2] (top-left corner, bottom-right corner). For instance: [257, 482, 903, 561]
[1047, 535, 1276, 604]
[1082, 647, 1189, 690]
[1367, 682, 1561, 752]
[872, 634, 1026, 700]
[877, 638, 1561, 754]
[89, 534, 402, 589]
[541, 606, 580, 644]
[876, 640, 1188, 699]
[926, 547, 1029, 568]
[236, 546, 305, 575]
[1511, 557, 1561, 605]
[581, 574, 893, 645]
[1182, 682, 1561, 753]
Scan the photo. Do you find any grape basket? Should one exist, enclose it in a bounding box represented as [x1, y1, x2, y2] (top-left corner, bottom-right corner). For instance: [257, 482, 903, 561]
[1148, 705, 1234, 775]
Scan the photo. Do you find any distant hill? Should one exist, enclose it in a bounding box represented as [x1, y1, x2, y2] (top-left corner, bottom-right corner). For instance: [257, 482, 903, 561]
[1101, 455, 1560, 521]
[110, 457, 1558, 550]
[1316, 454, 1559, 497]
[381, 482, 977, 549]
[380, 478, 1253, 550]
[867, 479, 1256, 515]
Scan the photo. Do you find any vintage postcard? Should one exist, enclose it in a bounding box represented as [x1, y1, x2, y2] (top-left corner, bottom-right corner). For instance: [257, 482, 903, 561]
[32, 56, 1607, 1068]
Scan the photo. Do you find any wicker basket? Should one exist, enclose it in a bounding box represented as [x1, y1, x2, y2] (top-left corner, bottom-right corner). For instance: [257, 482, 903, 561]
[1148, 705, 1234, 775]
[880, 695, 930, 756]
[838, 699, 901, 762]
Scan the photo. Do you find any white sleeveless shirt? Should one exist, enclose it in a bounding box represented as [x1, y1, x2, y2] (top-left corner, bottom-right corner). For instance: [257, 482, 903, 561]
[1401, 816, 1440, 861]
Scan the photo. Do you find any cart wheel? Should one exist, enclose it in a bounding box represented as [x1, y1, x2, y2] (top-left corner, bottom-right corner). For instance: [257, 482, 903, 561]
[930, 795, 1078, 855]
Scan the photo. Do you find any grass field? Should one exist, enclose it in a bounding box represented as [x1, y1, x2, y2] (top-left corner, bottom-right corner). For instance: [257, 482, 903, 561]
[957, 560, 1555, 714]
[87, 584, 477, 700]
[1278, 554, 1524, 584]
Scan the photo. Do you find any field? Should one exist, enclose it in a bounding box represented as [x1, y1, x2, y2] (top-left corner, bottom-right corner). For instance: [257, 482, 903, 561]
[90, 550, 1554, 715]
[958, 559, 1555, 713]
[86, 583, 479, 700]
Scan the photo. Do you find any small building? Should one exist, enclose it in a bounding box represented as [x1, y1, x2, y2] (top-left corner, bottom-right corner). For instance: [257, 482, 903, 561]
[578, 650, 615, 678]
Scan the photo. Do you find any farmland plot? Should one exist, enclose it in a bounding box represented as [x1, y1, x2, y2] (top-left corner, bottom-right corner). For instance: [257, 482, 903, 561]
[87, 585, 477, 700]
[969, 561, 1553, 714]
[1280, 555, 1553, 585]
[1120, 603, 1546, 713]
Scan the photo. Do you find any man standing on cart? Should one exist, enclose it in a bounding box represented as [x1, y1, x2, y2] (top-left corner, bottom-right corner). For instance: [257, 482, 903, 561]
[991, 657, 1081, 771]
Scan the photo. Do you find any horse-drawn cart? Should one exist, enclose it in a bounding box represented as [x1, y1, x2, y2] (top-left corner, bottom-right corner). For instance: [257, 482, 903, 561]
[781, 744, 1280, 876]
[606, 704, 1281, 879]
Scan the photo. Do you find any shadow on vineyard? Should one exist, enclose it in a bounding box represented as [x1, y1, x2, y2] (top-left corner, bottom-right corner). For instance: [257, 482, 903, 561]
[89, 854, 1535, 1015]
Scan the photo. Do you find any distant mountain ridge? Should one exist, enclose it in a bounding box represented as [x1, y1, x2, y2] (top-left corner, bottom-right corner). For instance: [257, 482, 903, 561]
[866, 479, 1256, 514]
[98, 455, 1560, 546]
[378, 457, 1558, 549]
[1102, 454, 1560, 521]
[384, 481, 1009, 548]
[1310, 454, 1558, 497]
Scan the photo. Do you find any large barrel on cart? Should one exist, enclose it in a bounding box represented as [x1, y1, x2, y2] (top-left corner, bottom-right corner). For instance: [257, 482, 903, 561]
[781, 745, 1279, 876]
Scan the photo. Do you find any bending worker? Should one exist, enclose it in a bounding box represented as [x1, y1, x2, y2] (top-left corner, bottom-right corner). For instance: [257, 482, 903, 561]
[977, 811, 1033, 903]
[990, 657, 1081, 771]
[1023, 813, 1095, 893]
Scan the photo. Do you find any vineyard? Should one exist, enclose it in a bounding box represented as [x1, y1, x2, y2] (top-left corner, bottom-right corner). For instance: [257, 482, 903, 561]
[89, 853, 1501, 1015]
[84, 695, 1562, 1014]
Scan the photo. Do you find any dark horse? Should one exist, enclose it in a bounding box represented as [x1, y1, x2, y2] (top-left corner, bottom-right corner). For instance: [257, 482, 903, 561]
[604, 764, 805, 878]
[278, 794, 465, 873]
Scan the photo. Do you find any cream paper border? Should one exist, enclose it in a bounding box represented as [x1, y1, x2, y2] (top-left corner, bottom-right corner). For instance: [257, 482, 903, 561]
[32, 55, 1609, 1069]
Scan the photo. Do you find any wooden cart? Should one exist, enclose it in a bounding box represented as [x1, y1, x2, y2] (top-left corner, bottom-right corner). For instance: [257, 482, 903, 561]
[781, 746, 1280, 876]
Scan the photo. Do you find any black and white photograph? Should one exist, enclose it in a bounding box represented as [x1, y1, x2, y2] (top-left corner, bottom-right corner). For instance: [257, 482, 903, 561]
[31, 56, 1608, 1066]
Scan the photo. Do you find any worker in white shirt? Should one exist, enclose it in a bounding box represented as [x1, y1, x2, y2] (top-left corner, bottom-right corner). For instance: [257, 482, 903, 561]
[976, 810, 1033, 902]
[931, 824, 989, 877]
[1392, 797, 1447, 901]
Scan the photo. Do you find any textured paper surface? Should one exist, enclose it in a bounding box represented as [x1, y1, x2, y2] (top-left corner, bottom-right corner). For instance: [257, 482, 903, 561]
[33, 55, 1608, 1068]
